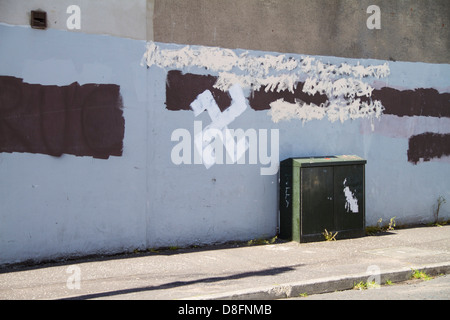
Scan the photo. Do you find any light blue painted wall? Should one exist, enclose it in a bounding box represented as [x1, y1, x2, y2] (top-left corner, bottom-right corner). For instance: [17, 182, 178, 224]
[1, 24, 449, 264]
[0, 25, 148, 264]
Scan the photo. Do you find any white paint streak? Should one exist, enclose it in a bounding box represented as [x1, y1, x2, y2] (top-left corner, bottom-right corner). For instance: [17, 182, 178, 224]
[143, 42, 390, 127]
[143, 42, 238, 72]
[268, 99, 326, 124]
[214, 72, 299, 93]
[269, 98, 384, 125]
[143, 42, 389, 90]
[343, 179, 359, 213]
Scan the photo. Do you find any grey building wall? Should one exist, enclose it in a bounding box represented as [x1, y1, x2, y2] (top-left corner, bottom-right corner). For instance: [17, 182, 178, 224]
[2, 0, 449, 63]
[153, 0, 450, 63]
[0, 0, 147, 40]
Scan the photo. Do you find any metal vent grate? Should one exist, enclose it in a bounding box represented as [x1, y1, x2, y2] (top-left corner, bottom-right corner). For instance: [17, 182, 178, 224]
[30, 11, 47, 29]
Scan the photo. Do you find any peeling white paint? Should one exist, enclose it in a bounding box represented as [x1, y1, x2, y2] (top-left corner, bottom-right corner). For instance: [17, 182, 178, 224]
[268, 98, 384, 126]
[143, 42, 390, 127]
[214, 72, 300, 93]
[268, 99, 326, 124]
[143, 42, 238, 72]
[143, 42, 389, 88]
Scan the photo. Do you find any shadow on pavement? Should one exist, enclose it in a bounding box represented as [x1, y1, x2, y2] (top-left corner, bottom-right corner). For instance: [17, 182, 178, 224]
[61, 264, 303, 300]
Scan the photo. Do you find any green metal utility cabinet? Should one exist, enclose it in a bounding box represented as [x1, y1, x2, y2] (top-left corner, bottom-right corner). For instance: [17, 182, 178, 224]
[279, 155, 366, 243]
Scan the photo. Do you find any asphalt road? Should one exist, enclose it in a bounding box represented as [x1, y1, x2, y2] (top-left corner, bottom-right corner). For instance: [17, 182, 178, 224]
[289, 274, 450, 300]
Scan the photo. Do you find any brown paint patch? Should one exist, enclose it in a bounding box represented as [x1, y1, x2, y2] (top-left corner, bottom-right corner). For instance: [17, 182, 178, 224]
[408, 132, 450, 164]
[166, 71, 231, 112]
[0, 76, 124, 159]
[371, 87, 450, 118]
[165, 71, 328, 112]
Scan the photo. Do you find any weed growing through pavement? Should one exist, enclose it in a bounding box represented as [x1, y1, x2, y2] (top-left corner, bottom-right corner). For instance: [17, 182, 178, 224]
[247, 236, 278, 246]
[386, 216, 396, 231]
[365, 216, 397, 235]
[411, 269, 433, 281]
[298, 292, 308, 297]
[322, 229, 338, 241]
[433, 196, 447, 227]
[353, 280, 380, 290]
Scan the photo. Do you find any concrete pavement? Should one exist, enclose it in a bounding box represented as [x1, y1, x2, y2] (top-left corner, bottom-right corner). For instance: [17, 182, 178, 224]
[0, 225, 449, 300]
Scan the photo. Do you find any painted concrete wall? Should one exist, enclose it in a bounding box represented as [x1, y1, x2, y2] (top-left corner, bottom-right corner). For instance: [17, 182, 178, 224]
[0, 24, 148, 264]
[1, 0, 449, 265]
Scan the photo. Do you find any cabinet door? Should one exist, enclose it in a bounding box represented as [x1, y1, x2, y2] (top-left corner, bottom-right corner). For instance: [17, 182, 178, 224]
[334, 165, 364, 231]
[301, 167, 334, 235]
